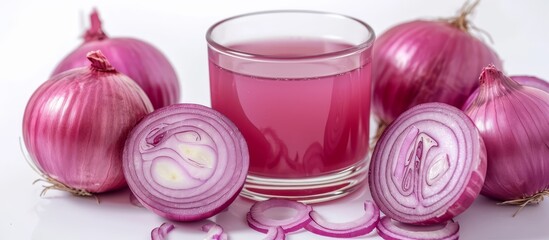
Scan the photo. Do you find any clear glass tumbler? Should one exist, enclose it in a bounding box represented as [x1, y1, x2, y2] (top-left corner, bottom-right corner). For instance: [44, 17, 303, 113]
[206, 10, 375, 203]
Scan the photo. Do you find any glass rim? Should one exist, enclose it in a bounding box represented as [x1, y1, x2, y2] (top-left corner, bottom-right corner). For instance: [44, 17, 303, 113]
[205, 10, 375, 61]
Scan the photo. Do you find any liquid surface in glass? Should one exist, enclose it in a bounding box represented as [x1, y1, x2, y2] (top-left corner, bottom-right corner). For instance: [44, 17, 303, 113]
[210, 38, 371, 178]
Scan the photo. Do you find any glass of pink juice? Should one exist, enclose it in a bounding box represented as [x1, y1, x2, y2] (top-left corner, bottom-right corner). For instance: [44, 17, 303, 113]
[206, 10, 375, 203]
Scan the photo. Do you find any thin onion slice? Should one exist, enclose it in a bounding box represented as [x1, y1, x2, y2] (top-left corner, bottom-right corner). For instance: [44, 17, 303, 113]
[202, 223, 228, 240]
[377, 216, 459, 240]
[150, 223, 174, 240]
[304, 200, 379, 238]
[369, 103, 487, 224]
[123, 104, 249, 221]
[247, 199, 312, 233]
[263, 227, 285, 240]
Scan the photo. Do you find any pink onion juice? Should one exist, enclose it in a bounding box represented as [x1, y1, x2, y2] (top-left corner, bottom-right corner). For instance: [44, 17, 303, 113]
[209, 39, 371, 178]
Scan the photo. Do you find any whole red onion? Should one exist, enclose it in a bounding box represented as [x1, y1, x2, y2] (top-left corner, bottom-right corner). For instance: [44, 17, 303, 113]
[464, 65, 549, 204]
[372, 3, 502, 127]
[52, 9, 180, 109]
[23, 51, 153, 194]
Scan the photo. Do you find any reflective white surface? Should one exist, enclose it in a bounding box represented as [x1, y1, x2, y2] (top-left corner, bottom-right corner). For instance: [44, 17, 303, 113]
[2, 0, 549, 239]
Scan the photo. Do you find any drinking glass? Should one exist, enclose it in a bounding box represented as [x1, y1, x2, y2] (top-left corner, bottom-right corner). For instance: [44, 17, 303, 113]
[206, 10, 375, 203]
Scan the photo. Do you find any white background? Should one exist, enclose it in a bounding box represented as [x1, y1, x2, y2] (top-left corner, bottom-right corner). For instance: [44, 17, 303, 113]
[1, 0, 549, 239]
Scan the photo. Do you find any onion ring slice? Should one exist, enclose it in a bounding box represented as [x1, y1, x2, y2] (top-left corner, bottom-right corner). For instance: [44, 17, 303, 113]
[247, 199, 312, 233]
[304, 200, 379, 238]
[263, 226, 285, 240]
[150, 223, 174, 240]
[202, 223, 228, 240]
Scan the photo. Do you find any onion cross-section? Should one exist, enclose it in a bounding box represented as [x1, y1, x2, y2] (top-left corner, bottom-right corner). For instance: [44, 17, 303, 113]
[123, 104, 249, 221]
[369, 103, 487, 224]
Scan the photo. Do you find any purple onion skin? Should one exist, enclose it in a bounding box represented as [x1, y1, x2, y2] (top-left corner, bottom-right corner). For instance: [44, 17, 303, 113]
[52, 10, 179, 109]
[510, 76, 549, 92]
[372, 20, 502, 125]
[464, 66, 549, 201]
[23, 51, 154, 193]
[463, 75, 549, 109]
[369, 103, 487, 225]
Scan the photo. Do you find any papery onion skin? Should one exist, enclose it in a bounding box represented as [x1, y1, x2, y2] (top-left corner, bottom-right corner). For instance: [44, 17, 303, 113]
[369, 103, 487, 225]
[123, 104, 249, 221]
[23, 50, 153, 193]
[52, 9, 180, 109]
[506, 76, 549, 93]
[463, 75, 549, 109]
[372, 19, 502, 125]
[464, 66, 549, 201]
[377, 216, 459, 240]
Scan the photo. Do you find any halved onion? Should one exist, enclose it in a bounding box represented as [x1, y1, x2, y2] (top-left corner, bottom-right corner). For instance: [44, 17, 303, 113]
[150, 223, 174, 240]
[263, 226, 285, 240]
[247, 198, 312, 233]
[304, 200, 379, 238]
[377, 216, 459, 240]
[369, 103, 487, 224]
[123, 104, 249, 221]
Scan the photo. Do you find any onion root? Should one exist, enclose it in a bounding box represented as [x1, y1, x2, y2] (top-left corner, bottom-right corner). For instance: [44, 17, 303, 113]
[498, 190, 549, 217]
[20, 137, 98, 202]
[447, 0, 479, 32]
[446, 0, 494, 43]
[33, 178, 93, 197]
